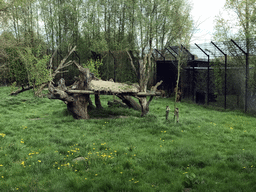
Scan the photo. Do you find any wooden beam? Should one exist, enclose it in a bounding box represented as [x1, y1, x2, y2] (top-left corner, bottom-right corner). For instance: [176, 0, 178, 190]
[137, 92, 161, 96]
[66, 90, 161, 96]
[67, 90, 95, 94]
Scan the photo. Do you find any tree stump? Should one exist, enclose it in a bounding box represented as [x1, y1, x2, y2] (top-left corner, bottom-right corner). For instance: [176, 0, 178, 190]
[48, 63, 95, 119]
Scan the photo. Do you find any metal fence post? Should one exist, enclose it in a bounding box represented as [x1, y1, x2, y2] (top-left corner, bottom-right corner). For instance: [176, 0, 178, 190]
[195, 43, 210, 105]
[231, 39, 248, 113]
[211, 41, 227, 109]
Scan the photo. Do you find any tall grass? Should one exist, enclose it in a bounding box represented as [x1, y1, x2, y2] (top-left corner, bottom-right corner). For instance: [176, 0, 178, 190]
[0, 86, 256, 191]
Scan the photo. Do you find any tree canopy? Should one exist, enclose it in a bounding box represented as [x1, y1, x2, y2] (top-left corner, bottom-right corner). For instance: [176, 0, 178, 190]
[0, 0, 193, 86]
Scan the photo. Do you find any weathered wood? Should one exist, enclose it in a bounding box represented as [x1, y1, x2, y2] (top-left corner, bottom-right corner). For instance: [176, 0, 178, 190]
[10, 86, 33, 96]
[116, 95, 141, 111]
[66, 90, 94, 94]
[95, 94, 103, 109]
[46, 46, 162, 119]
[48, 77, 90, 119]
[88, 80, 139, 93]
[151, 80, 163, 92]
[66, 90, 161, 96]
[137, 92, 161, 96]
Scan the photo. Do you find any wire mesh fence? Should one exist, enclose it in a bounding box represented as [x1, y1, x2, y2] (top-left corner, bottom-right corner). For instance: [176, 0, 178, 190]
[157, 38, 256, 113]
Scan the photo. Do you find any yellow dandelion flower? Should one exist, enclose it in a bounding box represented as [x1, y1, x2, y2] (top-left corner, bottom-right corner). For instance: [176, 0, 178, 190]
[95, 174, 98, 176]
[21, 140, 24, 144]
[38, 160, 41, 163]
[0, 164, 3, 166]
[120, 172, 123, 174]
[1, 176, 3, 178]
[85, 178, 87, 180]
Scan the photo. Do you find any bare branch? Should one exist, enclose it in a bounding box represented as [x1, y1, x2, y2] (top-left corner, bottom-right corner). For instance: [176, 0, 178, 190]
[126, 50, 137, 75]
[150, 80, 163, 92]
[52, 46, 76, 78]
[49, 49, 57, 77]
[57, 70, 69, 74]
[62, 60, 74, 68]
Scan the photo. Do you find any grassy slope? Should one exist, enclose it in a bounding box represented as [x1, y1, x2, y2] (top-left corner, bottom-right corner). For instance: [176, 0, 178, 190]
[0, 86, 256, 192]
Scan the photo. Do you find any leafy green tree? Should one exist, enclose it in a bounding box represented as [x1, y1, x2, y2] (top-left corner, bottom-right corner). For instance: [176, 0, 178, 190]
[213, 0, 256, 91]
[83, 59, 103, 79]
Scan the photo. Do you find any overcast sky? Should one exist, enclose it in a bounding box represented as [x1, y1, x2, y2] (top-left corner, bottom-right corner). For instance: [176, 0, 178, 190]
[190, 0, 226, 44]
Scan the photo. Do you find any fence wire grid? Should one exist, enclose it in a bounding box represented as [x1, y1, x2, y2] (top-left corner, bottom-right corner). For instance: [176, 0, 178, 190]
[155, 38, 256, 113]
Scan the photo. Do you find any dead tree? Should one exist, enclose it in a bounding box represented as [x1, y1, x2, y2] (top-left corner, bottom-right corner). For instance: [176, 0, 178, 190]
[127, 50, 163, 116]
[10, 45, 161, 119]
[48, 59, 96, 119]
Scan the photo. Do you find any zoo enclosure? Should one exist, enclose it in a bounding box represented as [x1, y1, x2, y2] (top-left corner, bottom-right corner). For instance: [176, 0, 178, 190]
[154, 39, 256, 113]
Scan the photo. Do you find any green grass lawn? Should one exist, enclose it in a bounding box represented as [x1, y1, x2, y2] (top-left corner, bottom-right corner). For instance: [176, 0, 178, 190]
[0, 86, 256, 192]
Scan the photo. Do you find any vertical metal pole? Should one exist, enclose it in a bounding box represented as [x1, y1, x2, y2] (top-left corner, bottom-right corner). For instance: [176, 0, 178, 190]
[195, 43, 210, 105]
[245, 52, 249, 112]
[224, 54, 227, 109]
[231, 39, 248, 112]
[207, 56, 210, 105]
[192, 66, 195, 101]
[211, 41, 227, 109]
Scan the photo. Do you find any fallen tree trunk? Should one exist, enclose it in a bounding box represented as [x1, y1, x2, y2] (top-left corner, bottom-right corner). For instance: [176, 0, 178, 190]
[47, 47, 161, 119]
[10, 86, 33, 96]
[116, 95, 141, 111]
